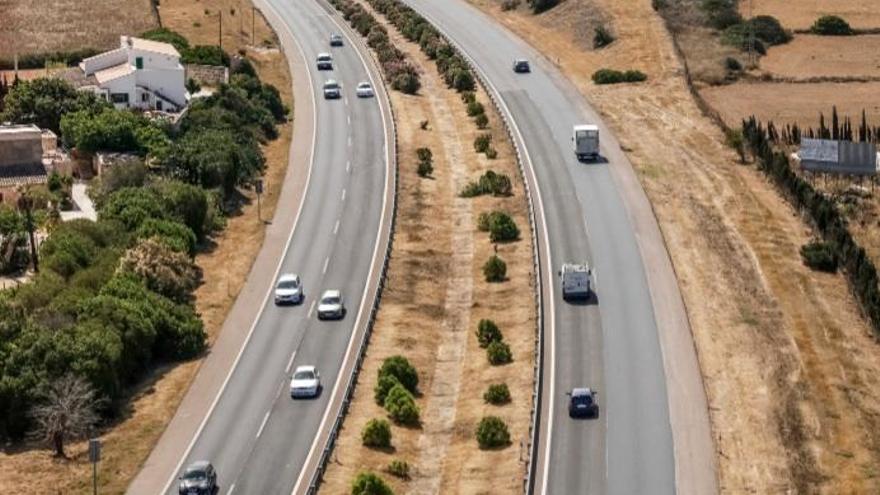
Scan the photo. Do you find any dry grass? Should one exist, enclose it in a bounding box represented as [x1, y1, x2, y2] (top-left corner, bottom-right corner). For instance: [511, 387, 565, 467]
[470, 0, 880, 492]
[0, 0, 158, 60]
[701, 81, 880, 128]
[317, 3, 534, 493]
[0, 2, 292, 494]
[743, 0, 880, 30]
[760, 34, 880, 79]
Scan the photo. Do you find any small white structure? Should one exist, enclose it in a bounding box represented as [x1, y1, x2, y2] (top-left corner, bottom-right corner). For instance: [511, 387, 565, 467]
[77, 36, 186, 112]
[797, 138, 879, 176]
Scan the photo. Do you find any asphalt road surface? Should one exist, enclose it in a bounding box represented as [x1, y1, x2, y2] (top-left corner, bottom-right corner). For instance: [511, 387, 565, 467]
[160, 0, 392, 493]
[401, 1, 677, 493]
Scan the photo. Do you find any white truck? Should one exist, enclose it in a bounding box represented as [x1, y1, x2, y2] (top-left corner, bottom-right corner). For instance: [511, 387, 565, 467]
[573, 124, 600, 161]
[560, 263, 592, 301]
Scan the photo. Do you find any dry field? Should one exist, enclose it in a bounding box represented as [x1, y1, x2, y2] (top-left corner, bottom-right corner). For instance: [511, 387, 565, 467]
[469, 0, 880, 492]
[760, 34, 880, 79]
[0, 0, 158, 60]
[701, 81, 880, 128]
[0, 2, 292, 494]
[742, 0, 880, 30]
[318, 3, 535, 493]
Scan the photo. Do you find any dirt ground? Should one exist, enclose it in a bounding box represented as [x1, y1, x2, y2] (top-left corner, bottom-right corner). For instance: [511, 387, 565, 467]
[742, 0, 880, 30]
[0, 3, 292, 494]
[318, 3, 535, 494]
[0, 0, 158, 61]
[760, 34, 880, 79]
[702, 81, 880, 128]
[468, 0, 880, 492]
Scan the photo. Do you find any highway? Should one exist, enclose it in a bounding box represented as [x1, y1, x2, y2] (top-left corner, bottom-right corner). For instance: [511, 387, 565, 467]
[400, 1, 687, 493]
[128, 0, 394, 492]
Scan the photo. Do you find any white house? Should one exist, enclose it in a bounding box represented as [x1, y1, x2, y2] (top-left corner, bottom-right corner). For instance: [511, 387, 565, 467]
[76, 36, 186, 112]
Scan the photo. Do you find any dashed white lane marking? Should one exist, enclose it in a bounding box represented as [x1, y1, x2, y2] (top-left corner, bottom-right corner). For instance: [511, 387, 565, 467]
[322, 257, 330, 274]
[344, 97, 349, 106]
[307, 300, 316, 318]
[341, 188, 347, 201]
[333, 219, 340, 235]
[285, 351, 297, 374]
[256, 410, 271, 439]
[346, 160, 351, 172]
[347, 135, 352, 147]
[347, 114, 351, 126]
[227, 483, 235, 495]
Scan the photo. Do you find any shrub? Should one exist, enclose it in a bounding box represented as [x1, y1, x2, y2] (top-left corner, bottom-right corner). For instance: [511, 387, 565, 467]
[485, 147, 498, 159]
[700, 0, 742, 29]
[483, 383, 511, 404]
[384, 383, 420, 425]
[593, 26, 615, 49]
[387, 459, 410, 479]
[474, 133, 492, 153]
[378, 355, 419, 394]
[475, 416, 511, 448]
[811, 15, 853, 36]
[452, 69, 476, 92]
[529, 0, 559, 14]
[725, 56, 742, 72]
[461, 170, 512, 197]
[475, 113, 489, 129]
[478, 211, 519, 242]
[501, 0, 520, 10]
[483, 255, 507, 282]
[417, 160, 433, 177]
[416, 147, 433, 162]
[487, 340, 513, 364]
[374, 374, 402, 405]
[461, 91, 477, 105]
[181, 45, 230, 66]
[420, 119, 429, 130]
[467, 101, 485, 117]
[749, 15, 791, 45]
[416, 147, 433, 177]
[362, 418, 392, 448]
[391, 71, 421, 94]
[351, 471, 394, 495]
[476, 319, 502, 347]
[118, 237, 200, 303]
[141, 27, 190, 52]
[592, 68, 647, 84]
[800, 241, 838, 272]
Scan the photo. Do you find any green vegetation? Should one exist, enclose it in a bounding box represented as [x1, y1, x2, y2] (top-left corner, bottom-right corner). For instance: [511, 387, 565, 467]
[722, 15, 790, 53]
[141, 27, 190, 52]
[592, 69, 648, 85]
[475, 416, 511, 448]
[528, 0, 559, 14]
[383, 383, 420, 425]
[460, 170, 513, 197]
[475, 113, 489, 129]
[483, 255, 508, 282]
[477, 211, 520, 242]
[487, 340, 513, 365]
[361, 418, 393, 448]
[811, 15, 854, 36]
[416, 147, 433, 177]
[387, 459, 410, 479]
[475, 319, 502, 347]
[378, 355, 419, 394]
[0, 78, 108, 133]
[0, 49, 101, 71]
[700, 0, 742, 30]
[593, 26, 615, 49]
[474, 133, 492, 153]
[60, 108, 171, 157]
[800, 241, 838, 273]
[351, 471, 395, 495]
[483, 383, 511, 404]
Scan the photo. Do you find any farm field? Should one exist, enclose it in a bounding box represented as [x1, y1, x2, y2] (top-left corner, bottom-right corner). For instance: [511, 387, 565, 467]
[0, 0, 158, 61]
[760, 34, 880, 79]
[742, 0, 880, 30]
[702, 81, 880, 128]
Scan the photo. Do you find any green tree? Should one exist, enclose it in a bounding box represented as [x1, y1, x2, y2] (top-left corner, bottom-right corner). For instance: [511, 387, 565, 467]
[181, 45, 230, 66]
[351, 471, 394, 495]
[483, 255, 507, 282]
[377, 355, 419, 394]
[166, 128, 265, 194]
[118, 237, 200, 303]
[141, 27, 191, 52]
[361, 418, 392, 448]
[476, 319, 502, 347]
[811, 15, 853, 35]
[383, 383, 419, 425]
[0, 78, 108, 133]
[475, 416, 511, 448]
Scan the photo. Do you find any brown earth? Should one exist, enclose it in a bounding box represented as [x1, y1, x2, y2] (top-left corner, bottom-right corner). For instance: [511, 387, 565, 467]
[468, 0, 880, 492]
[0, 3, 293, 494]
[760, 34, 880, 79]
[743, 0, 880, 30]
[317, 3, 535, 494]
[701, 81, 880, 128]
[0, 0, 158, 61]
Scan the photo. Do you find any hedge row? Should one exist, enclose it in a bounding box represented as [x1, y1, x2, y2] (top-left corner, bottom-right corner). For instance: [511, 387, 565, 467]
[328, 0, 421, 94]
[743, 117, 880, 335]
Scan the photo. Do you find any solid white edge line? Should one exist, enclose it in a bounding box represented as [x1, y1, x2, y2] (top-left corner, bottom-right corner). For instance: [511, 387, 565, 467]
[159, 1, 320, 492]
[403, 7, 558, 494]
[256, 410, 272, 439]
[290, 2, 393, 492]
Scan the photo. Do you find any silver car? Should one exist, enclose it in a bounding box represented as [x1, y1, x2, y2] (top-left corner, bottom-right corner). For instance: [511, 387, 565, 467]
[317, 289, 345, 320]
[323, 79, 341, 99]
[274, 273, 303, 305]
[356, 81, 374, 98]
[290, 366, 320, 398]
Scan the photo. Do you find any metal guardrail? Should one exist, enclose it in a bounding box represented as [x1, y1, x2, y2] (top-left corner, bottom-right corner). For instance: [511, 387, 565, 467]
[304, 2, 400, 493]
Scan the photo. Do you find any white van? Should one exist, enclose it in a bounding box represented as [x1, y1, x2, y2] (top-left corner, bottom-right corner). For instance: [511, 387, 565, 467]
[573, 124, 600, 161]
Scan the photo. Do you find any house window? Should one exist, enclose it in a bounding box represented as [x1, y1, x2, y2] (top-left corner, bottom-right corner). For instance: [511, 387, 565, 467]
[135, 57, 143, 69]
[141, 93, 149, 102]
[110, 93, 129, 104]
[156, 101, 163, 111]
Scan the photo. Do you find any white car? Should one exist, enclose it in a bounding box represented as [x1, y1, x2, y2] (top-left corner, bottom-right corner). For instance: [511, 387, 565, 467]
[323, 79, 341, 99]
[316, 52, 333, 70]
[274, 273, 303, 305]
[290, 365, 320, 398]
[317, 289, 345, 320]
[356, 81, 374, 98]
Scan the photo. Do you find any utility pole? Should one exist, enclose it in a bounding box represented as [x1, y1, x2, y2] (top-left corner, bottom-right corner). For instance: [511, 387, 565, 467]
[17, 193, 38, 273]
[255, 179, 263, 222]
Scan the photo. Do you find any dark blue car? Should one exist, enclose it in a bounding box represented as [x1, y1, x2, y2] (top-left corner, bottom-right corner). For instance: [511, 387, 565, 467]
[568, 388, 598, 418]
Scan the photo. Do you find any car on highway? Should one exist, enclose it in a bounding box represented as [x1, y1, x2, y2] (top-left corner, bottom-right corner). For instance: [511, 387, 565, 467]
[317, 289, 345, 320]
[178, 460, 217, 495]
[290, 365, 321, 398]
[568, 387, 599, 418]
[274, 273, 303, 305]
[316, 52, 333, 70]
[356, 81, 374, 98]
[329, 33, 344, 46]
[323, 79, 341, 99]
[560, 263, 592, 301]
[513, 59, 530, 73]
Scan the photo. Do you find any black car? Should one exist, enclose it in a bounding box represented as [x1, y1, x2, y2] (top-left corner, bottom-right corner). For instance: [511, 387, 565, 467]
[513, 59, 531, 73]
[179, 461, 217, 495]
[329, 34, 344, 47]
[568, 388, 598, 418]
